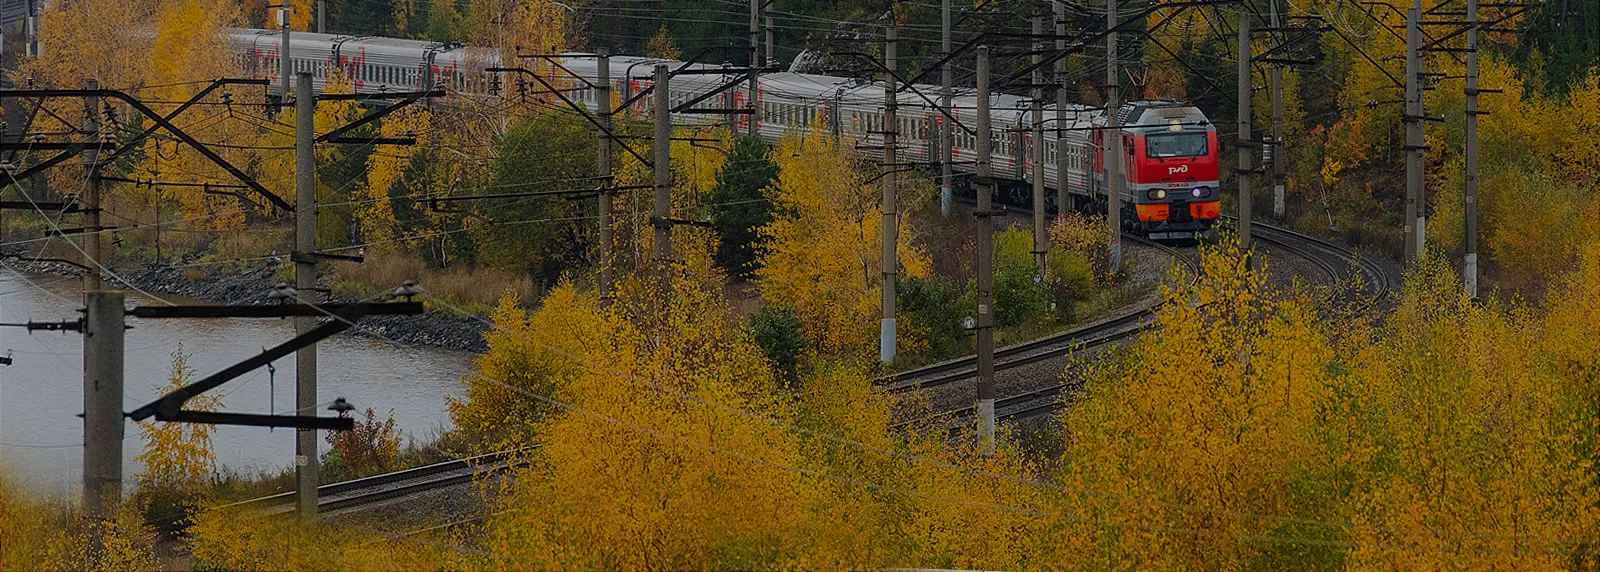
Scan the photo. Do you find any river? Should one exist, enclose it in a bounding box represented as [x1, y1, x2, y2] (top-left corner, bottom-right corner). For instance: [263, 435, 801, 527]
[0, 267, 473, 497]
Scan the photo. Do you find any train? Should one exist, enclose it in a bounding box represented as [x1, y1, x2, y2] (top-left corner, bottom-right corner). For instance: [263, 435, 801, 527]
[227, 28, 1221, 240]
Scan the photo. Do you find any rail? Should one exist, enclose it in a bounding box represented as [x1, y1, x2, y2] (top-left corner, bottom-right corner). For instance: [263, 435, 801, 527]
[224, 447, 535, 516]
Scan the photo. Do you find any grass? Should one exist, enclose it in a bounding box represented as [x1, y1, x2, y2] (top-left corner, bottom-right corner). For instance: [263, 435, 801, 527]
[330, 252, 536, 315]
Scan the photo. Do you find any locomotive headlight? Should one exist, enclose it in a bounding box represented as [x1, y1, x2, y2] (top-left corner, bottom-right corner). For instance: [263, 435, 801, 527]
[1191, 186, 1211, 198]
[1168, 119, 1183, 132]
[1148, 189, 1167, 200]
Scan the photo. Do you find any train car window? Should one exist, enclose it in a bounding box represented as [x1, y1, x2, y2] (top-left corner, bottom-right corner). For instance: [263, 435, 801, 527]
[1145, 132, 1208, 157]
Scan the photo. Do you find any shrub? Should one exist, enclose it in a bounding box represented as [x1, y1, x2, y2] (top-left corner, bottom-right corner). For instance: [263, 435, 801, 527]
[898, 274, 966, 359]
[749, 306, 806, 386]
[323, 408, 401, 481]
[985, 226, 1053, 328]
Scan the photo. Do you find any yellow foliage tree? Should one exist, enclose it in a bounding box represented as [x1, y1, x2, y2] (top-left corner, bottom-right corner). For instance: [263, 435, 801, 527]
[359, 106, 434, 250]
[645, 25, 681, 60]
[20, 0, 156, 89]
[1053, 235, 1340, 565]
[468, 0, 566, 71]
[757, 123, 931, 359]
[136, 346, 220, 497]
[463, 241, 1053, 569]
[1338, 255, 1600, 566]
[132, 0, 254, 232]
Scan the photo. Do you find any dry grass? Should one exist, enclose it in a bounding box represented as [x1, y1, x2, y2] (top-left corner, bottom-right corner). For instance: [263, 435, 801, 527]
[330, 252, 536, 315]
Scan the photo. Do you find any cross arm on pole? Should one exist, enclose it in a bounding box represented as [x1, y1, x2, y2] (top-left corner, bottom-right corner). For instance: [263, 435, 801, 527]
[128, 301, 421, 319]
[1418, 5, 1526, 51]
[0, 149, 80, 188]
[168, 410, 354, 430]
[126, 303, 372, 422]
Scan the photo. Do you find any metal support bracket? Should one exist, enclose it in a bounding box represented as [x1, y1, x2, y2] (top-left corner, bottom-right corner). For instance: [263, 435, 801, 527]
[169, 410, 354, 430]
[289, 251, 366, 265]
[129, 301, 420, 319]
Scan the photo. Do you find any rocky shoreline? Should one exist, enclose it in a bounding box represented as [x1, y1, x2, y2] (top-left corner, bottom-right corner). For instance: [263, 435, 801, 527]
[0, 252, 490, 353]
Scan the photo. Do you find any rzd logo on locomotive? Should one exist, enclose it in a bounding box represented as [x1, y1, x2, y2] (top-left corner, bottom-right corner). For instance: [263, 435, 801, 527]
[1167, 164, 1189, 175]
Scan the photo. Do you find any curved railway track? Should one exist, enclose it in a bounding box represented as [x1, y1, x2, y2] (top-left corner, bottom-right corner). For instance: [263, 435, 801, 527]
[892, 217, 1395, 431]
[876, 234, 1194, 396]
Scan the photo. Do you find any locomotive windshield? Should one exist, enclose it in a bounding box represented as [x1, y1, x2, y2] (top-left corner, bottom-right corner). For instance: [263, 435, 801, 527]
[1145, 133, 1209, 158]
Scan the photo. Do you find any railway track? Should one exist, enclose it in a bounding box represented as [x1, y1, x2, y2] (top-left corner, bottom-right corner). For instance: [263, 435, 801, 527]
[1249, 221, 1393, 302]
[893, 218, 1395, 430]
[877, 235, 1194, 396]
[224, 448, 533, 516]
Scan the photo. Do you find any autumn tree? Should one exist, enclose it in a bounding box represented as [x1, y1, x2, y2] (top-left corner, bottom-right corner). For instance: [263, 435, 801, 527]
[135, 346, 221, 529]
[131, 0, 255, 234]
[757, 123, 931, 359]
[358, 106, 434, 251]
[470, 111, 595, 282]
[468, 0, 566, 70]
[645, 24, 681, 60]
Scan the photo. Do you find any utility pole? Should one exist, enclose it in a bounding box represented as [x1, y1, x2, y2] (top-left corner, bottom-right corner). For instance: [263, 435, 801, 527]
[764, 0, 774, 65]
[748, 0, 760, 136]
[1105, 0, 1123, 270]
[880, 23, 898, 364]
[1463, 0, 1479, 297]
[25, 0, 37, 58]
[974, 46, 996, 457]
[1056, 0, 1070, 221]
[82, 291, 124, 559]
[81, 80, 102, 292]
[293, 72, 319, 520]
[597, 51, 614, 302]
[280, 3, 292, 103]
[939, 0, 954, 217]
[1270, 0, 1286, 218]
[1404, 4, 1423, 261]
[1031, 12, 1047, 280]
[1237, 6, 1253, 251]
[653, 64, 673, 299]
[318, 0, 326, 34]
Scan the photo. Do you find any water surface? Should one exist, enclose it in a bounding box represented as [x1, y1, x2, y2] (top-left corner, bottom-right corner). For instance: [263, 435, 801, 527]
[0, 268, 472, 497]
